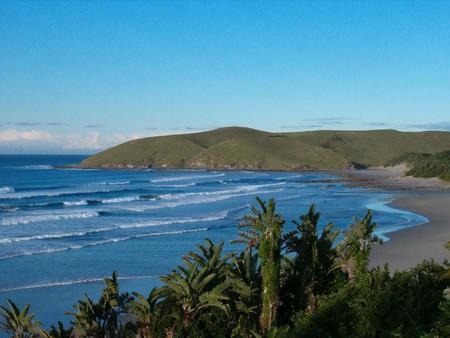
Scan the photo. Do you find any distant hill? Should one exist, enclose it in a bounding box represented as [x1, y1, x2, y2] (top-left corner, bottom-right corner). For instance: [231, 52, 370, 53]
[81, 127, 450, 170]
[388, 150, 450, 181]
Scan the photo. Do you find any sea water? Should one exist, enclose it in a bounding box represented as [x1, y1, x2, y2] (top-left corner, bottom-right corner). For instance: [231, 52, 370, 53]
[0, 155, 428, 328]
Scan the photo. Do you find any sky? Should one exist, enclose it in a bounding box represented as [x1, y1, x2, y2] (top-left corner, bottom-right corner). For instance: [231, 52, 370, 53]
[0, 1, 449, 154]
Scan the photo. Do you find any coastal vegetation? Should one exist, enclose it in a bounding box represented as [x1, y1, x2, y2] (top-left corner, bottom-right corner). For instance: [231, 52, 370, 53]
[80, 127, 450, 170]
[388, 150, 450, 181]
[1, 199, 449, 337]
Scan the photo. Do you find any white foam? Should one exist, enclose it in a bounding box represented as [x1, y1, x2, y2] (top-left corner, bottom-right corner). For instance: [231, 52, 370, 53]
[115, 213, 227, 230]
[63, 200, 88, 206]
[366, 197, 429, 241]
[0, 275, 158, 292]
[23, 165, 52, 170]
[101, 196, 140, 204]
[153, 182, 197, 188]
[0, 228, 208, 261]
[91, 181, 130, 186]
[0, 211, 229, 244]
[2, 230, 102, 243]
[0, 187, 113, 200]
[150, 173, 225, 183]
[275, 174, 304, 180]
[125, 188, 284, 212]
[0, 186, 15, 194]
[158, 182, 285, 201]
[0, 211, 99, 226]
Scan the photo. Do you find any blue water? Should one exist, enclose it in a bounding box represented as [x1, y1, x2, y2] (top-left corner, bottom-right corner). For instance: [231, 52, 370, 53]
[0, 155, 428, 328]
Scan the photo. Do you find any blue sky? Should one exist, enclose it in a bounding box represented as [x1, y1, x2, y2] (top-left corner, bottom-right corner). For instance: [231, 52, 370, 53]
[0, 1, 449, 153]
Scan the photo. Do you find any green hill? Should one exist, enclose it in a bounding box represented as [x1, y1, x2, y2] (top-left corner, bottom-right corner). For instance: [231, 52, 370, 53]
[81, 127, 450, 170]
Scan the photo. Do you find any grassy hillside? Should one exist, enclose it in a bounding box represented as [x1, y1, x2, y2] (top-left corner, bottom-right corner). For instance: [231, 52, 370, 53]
[81, 127, 450, 170]
[389, 150, 450, 181]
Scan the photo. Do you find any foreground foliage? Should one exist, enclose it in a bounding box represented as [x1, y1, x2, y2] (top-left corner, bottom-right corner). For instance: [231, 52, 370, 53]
[1, 198, 449, 337]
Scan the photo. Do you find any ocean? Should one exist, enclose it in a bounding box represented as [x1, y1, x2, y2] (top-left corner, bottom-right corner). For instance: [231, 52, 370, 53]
[0, 155, 428, 328]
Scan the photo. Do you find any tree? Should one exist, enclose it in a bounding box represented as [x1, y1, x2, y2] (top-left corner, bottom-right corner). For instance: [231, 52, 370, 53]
[0, 300, 43, 338]
[283, 204, 340, 314]
[337, 210, 382, 282]
[128, 288, 159, 338]
[69, 272, 131, 338]
[43, 321, 73, 338]
[235, 197, 284, 333]
[230, 247, 261, 337]
[157, 239, 231, 331]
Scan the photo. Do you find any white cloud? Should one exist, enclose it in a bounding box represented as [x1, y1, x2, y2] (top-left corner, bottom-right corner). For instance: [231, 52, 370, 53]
[63, 132, 103, 150]
[0, 129, 55, 142]
[0, 128, 158, 152]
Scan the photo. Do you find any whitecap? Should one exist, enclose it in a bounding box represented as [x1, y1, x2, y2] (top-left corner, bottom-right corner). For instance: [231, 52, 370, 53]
[0, 187, 15, 194]
[0, 275, 158, 292]
[0, 211, 99, 226]
[275, 174, 304, 180]
[101, 196, 140, 204]
[90, 181, 130, 186]
[125, 188, 284, 211]
[23, 165, 53, 170]
[150, 173, 225, 183]
[0, 211, 230, 244]
[152, 182, 197, 188]
[0, 187, 113, 200]
[63, 200, 88, 206]
[0, 228, 208, 261]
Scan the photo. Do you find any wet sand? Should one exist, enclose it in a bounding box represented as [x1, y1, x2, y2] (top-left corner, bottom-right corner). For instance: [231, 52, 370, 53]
[330, 167, 450, 270]
[370, 192, 450, 270]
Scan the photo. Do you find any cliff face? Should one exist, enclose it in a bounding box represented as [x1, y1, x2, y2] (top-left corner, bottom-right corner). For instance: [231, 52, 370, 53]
[81, 127, 450, 170]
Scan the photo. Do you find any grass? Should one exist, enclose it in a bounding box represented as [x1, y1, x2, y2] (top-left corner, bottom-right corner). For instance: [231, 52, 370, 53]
[81, 127, 450, 170]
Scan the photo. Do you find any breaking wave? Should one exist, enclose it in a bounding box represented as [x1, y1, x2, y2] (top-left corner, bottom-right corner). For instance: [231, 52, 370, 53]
[0, 186, 15, 194]
[0, 209, 232, 244]
[150, 173, 225, 183]
[0, 228, 208, 261]
[0, 211, 99, 226]
[0, 275, 158, 292]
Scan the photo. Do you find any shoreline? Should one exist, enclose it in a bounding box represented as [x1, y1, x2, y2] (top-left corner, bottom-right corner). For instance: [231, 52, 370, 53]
[38, 164, 450, 270]
[328, 168, 450, 270]
[369, 191, 450, 270]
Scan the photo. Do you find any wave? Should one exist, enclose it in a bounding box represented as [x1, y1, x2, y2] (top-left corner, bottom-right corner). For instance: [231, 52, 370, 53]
[0, 230, 97, 243]
[0, 228, 208, 261]
[101, 196, 141, 204]
[0, 205, 19, 212]
[10, 200, 100, 210]
[125, 188, 284, 212]
[275, 174, 304, 180]
[23, 165, 53, 170]
[0, 275, 158, 293]
[0, 186, 15, 194]
[0, 211, 99, 226]
[0, 210, 231, 244]
[158, 182, 285, 200]
[1, 194, 158, 211]
[0, 186, 154, 200]
[152, 182, 197, 188]
[0, 188, 113, 200]
[150, 173, 225, 183]
[63, 200, 88, 206]
[89, 181, 131, 186]
[90, 194, 158, 204]
[17, 186, 268, 209]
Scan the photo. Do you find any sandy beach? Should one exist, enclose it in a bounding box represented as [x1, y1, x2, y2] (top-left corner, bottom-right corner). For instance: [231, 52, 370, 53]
[331, 167, 450, 270]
